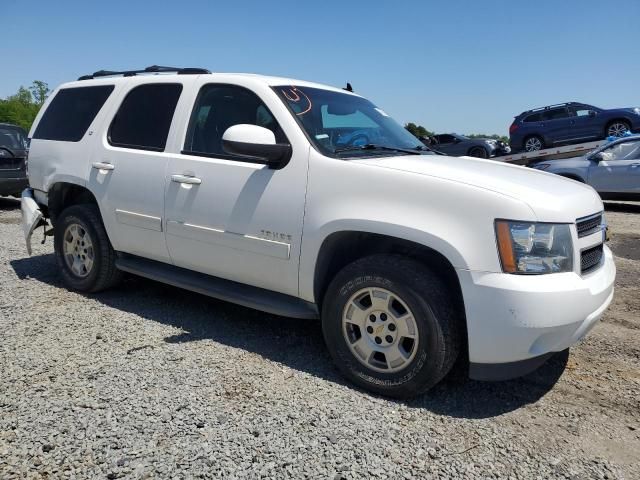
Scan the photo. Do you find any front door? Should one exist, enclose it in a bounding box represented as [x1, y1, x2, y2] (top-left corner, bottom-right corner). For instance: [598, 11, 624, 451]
[588, 139, 640, 194]
[164, 82, 308, 297]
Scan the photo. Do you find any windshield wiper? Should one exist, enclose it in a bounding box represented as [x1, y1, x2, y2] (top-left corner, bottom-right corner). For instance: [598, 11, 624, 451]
[334, 143, 423, 155]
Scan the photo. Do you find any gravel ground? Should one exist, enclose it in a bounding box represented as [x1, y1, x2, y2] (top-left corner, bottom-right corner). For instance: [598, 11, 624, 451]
[1, 197, 639, 479]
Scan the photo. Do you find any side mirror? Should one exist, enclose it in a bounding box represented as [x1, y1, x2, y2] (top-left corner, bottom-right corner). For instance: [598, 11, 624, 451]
[222, 124, 292, 169]
[588, 110, 597, 117]
[591, 152, 605, 162]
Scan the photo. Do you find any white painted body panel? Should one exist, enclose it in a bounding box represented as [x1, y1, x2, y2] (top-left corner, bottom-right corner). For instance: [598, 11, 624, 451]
[24, 72, 616, 368]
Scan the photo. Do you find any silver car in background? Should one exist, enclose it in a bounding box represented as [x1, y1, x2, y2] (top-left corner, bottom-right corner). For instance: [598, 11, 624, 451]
[531, 135, 640, 200]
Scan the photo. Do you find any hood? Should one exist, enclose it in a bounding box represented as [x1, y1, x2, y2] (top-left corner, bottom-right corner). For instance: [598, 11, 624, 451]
[356, 154, 603, 222]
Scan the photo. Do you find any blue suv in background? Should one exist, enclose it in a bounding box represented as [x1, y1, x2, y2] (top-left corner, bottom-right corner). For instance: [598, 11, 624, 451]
[509, 102, 640, 152]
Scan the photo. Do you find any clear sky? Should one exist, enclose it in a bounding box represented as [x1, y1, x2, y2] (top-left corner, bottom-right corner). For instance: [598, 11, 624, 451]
[2, 0, 638, 135]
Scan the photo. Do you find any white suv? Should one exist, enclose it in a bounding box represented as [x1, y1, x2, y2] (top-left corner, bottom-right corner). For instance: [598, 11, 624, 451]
[21, 66, 615, 398]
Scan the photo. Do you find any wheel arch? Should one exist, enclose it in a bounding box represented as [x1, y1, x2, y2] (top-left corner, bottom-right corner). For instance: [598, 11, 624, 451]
[467, 145, 489, 157]
[312, 230, 466, 316]
[604, 117, 632, 135]
[47, 181, 100, 226]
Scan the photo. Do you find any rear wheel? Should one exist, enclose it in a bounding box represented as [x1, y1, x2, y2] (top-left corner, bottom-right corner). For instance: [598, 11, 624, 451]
[54, 204, 122, 292]
[606, 120, 630, 138]
[468, 146, 489, 158]
[524, 135, 544, 152]
[321, 255, 462, 398]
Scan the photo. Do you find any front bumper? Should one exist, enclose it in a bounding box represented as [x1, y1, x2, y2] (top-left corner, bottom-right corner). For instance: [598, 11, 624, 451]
[458, 245, 615, 379]
[21, 188, 44, 255]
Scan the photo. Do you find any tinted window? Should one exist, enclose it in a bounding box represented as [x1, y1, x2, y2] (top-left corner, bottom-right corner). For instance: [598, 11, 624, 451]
[436, 134, 456, 144]
[543, 108, 569, 121]
[184, 84, 286, 156]
[33, 86, 114, 142]
[109, 84, 182, 151]
[524, 113, 542, 122]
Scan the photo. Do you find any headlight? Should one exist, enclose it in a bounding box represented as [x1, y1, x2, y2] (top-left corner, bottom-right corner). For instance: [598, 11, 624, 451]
[495, 220, 573, 274]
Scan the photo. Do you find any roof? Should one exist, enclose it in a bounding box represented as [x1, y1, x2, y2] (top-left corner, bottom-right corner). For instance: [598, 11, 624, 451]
[66, 66, 352, 95]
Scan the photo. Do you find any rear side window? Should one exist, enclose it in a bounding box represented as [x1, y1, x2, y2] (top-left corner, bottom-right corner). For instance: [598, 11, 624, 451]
[543, 108, 569, 121]
[33, 86, 114, 142]
[109, 83, 183, 151]
[523, 113, 542, 122]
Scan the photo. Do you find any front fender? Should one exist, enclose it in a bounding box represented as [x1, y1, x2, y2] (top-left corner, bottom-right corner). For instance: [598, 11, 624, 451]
[298, 219, 470, 303]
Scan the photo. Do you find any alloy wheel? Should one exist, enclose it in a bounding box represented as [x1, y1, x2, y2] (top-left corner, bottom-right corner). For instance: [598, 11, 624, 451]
[524, 137, 543, 152]
[63, 223, 95, 278]
[342, 287, 419, 373]
[607, 123, 629, 137]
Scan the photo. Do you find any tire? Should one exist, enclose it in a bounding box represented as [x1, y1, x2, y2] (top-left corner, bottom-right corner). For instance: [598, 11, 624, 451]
[54, 204, 122, 293]
[606, 120, 630, 138]
[321, 254, 462, 398]
[523, 135, 544, 152]
[468, 146, 489, 158]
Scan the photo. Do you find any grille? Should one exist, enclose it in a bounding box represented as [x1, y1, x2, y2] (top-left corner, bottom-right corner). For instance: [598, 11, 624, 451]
[581, 244, 603, 274]
[576, 212, 603, 238]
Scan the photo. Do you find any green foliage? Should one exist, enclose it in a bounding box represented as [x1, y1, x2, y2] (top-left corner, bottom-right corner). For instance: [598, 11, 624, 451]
[0, 81, 50, 131]
[404, 122, 433, 138]
[466, 133, 509, 143]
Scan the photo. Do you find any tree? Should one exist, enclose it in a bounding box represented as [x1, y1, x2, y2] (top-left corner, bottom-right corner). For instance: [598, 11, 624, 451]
[0, 81, 49, 131]
[29, 80, 50, 106]
[405, 122, 433, 138]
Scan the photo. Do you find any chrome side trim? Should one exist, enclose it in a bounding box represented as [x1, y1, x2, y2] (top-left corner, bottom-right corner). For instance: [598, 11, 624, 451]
[166, 220, 290, 260]
[115, 209, 163, 232]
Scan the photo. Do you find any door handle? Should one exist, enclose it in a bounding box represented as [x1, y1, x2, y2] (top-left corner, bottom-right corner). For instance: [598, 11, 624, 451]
[171, 174, 202, 185]
[92, 162, 115, 171]
[631, 163, 640, 168]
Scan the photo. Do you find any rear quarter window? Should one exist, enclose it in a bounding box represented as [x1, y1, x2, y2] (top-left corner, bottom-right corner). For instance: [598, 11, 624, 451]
[33, 86, 114, 142]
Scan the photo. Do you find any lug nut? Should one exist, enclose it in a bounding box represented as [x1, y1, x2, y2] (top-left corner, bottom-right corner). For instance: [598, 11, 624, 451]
[366, 326, 374, 334]
[369, 314, 376, 322]
[374, 337, 382, 344]
[385, 335, 393, 343]
[380, 313, 387, 321]
[388, 324, 396, 332]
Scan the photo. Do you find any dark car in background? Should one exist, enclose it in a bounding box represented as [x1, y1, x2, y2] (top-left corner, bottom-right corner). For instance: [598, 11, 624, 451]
[509, 102, 640, 153]
[0, 123, 29, 197]
[420, 133, 510, 158]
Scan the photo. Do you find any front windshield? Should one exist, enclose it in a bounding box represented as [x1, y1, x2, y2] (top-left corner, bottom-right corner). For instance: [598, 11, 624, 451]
[274, 86, 428, 157]
[0, 126, 28, 150]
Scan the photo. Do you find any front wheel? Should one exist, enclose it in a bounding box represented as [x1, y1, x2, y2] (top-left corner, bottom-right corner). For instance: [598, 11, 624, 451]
[54, 204, 122, 292]
[321, 255, 462, 398]
[468, 146, 489, 158]
[606, 121, 630, 138]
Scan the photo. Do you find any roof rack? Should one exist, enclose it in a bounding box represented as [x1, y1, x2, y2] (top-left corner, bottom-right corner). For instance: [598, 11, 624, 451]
[78, 65, 210, 81]
[520, 102, 578, 115]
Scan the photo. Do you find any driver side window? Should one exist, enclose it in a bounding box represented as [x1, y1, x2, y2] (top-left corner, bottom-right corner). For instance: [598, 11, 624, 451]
[183, 84, 286, 157]
[601, 141, 640, 161]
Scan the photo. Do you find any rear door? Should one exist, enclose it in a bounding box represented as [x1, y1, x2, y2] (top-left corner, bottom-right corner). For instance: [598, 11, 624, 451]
[588, 139, 640, 194]
[88, 79, 186, 263]
[541, 107, 573, 144]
